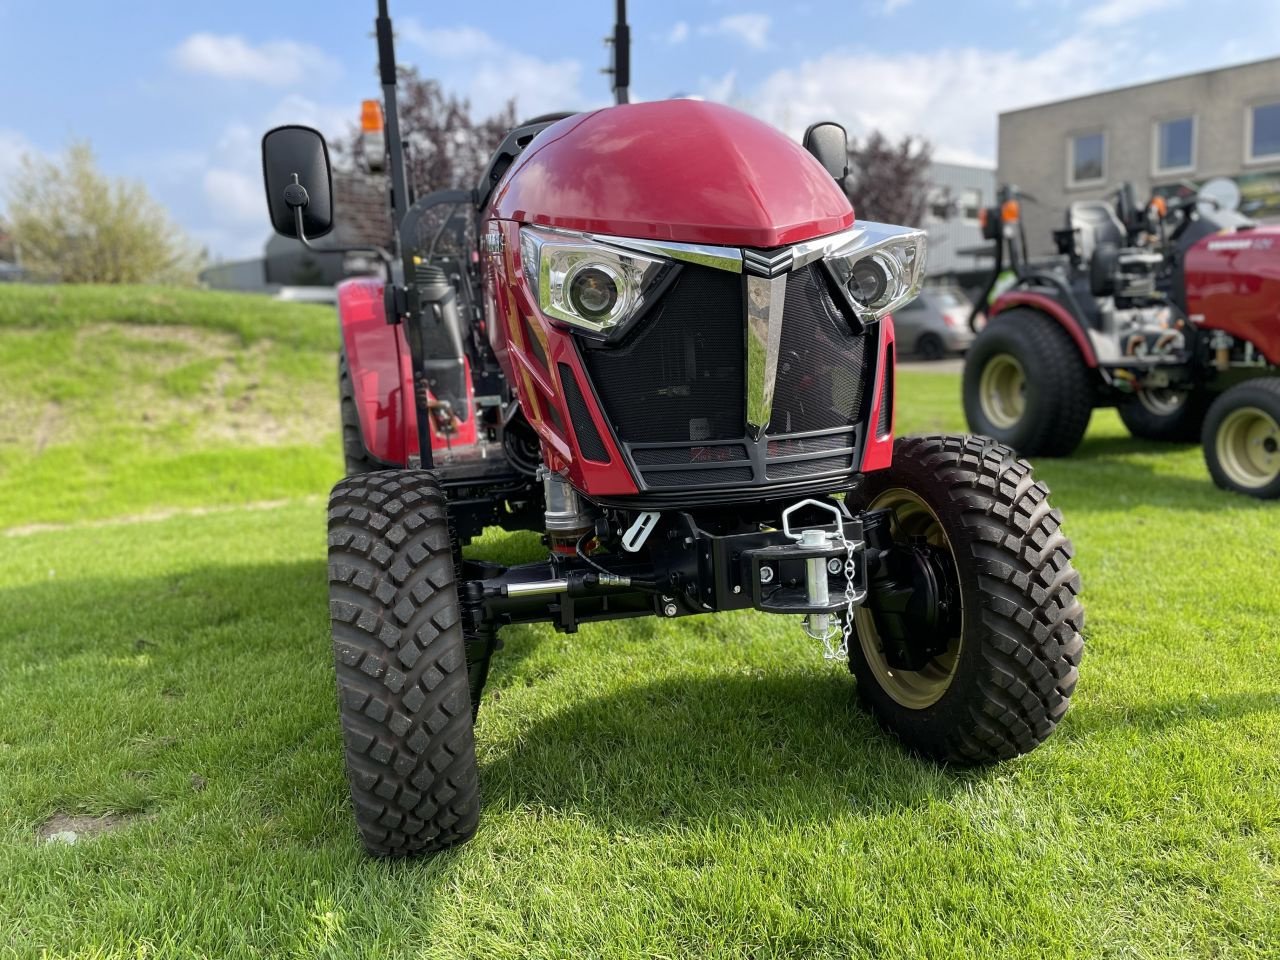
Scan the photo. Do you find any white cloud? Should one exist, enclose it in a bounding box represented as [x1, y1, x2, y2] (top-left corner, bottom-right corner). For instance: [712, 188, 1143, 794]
[701, 71, 739, 105]
[1081, 0, 1180, 27]
[397, 23, 500, 59]
[703, 14, 771, 51]
[668, 21, 690, 44]
[743, 32, 1127, 164]
[171, 33, 340, 86]
[401, 22, 590, 119]
[881, 0, 912, 14]
[202, 167, 262, 226]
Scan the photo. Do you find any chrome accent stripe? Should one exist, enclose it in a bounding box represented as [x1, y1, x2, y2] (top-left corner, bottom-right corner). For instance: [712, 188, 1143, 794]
[745, 273, 787, 438]
[790, 225, 864, 269]
[591, 235, 743, 273]
[743, 247, 794, 278]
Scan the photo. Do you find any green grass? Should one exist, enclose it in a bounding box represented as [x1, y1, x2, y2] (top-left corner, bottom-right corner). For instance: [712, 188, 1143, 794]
[0, 285, 340, 527]
[1, 287, 1278, 958]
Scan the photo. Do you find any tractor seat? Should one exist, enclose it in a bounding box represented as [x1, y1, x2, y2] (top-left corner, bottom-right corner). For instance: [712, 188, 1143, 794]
[1067, 201, 1127, 265]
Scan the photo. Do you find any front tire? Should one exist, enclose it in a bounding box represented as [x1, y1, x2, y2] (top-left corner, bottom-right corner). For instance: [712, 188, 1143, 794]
[848, 435, 1084, 764]
[328, 471, 481, 856]
[1118, 388, 1207, 442]
[1202, 378, 1280, 498]
[963, 309, 1093, 457]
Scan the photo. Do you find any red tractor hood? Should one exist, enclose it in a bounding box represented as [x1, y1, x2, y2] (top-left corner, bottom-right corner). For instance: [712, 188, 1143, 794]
[489, 100, 855, 248]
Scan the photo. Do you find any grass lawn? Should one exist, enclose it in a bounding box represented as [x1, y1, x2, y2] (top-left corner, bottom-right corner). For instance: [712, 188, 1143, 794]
[1, 285, 1278, 958]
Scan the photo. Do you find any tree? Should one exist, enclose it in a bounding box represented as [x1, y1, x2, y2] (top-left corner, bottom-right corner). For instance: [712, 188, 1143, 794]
[0, 216, 14, 263]
[338, 67, 517, 199]
[845, 132, 934, 227]
[5, 142, 202, 284]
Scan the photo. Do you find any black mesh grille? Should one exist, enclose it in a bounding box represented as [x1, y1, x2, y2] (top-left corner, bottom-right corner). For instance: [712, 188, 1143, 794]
[523, 314, 549, 371]
[582, 266, 743, 444]
[559, 363, 610, 463]
[768, 265, 871, 436]
[767, 455, 854, 480]
[644, 467, 753, 487]
[766, 433, 854, 458]
[575, 255, 878, 499]
[632, 444, 749, 465]
[876, 344, 894, 437]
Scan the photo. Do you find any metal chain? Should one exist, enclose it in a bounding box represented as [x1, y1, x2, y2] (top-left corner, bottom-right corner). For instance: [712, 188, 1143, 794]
[806, 532, 858, 661]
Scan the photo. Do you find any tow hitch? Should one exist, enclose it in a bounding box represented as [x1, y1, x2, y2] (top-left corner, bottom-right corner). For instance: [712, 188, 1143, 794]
[744, 499, 867, 659]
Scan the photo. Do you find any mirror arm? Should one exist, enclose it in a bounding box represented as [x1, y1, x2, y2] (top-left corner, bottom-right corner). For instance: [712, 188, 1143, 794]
[290, 204, 394, 283]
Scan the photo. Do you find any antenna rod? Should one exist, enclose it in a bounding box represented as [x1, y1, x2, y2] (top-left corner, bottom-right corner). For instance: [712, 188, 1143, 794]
[611, 0, 630, 105]
[376, 0, 410, 235]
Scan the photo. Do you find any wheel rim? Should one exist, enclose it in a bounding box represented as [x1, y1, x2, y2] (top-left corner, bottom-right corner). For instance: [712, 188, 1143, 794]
[1216, 406, 1280, 488]
[854, 488, 964, 710]
[978, 353, 1026, 429]
[1138, 388, 1185, 417]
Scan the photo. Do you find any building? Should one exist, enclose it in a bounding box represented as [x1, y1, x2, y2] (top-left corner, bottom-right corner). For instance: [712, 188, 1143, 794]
[999, 56, 1280, 258]
[922, 160, 996, 289]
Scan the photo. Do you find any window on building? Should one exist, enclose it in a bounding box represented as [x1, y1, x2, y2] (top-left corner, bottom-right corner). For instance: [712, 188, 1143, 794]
[1069, 132, 1105, 187]
[1154, 116, 1195, 174]
[1248, 102, 1280, 163]
[926, 186, 952, 221]
[959, 187, 982, 221]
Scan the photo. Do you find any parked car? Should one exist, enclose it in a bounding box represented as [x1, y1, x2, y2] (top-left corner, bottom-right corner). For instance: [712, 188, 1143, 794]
[0, 261, 25, 283]
[894, 285, 975, 359]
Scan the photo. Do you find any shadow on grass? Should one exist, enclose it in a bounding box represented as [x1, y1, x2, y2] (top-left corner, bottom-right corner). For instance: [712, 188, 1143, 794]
[479, 670, 981, 828]
[7, 556, 1277, 847]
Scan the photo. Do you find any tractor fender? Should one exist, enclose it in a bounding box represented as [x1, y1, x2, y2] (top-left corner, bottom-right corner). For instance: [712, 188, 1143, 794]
[991, 290, 1099, 368]
[336, 277, 416, 467]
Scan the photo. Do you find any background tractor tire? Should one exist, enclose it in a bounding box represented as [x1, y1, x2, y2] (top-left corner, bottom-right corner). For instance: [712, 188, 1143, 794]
[1202, 378, 1280, 499]
[339, 352, 378, 476]
[1118, 388, 1208, 442]
[847, 434, 1084, 764]
[962, 309, 1093, 457]
[328, 470, 481, 857]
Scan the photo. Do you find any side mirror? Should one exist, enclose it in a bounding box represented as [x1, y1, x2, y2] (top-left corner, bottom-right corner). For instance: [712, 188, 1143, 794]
[803, 121, 849, 185]
[261, 125, 334, 240]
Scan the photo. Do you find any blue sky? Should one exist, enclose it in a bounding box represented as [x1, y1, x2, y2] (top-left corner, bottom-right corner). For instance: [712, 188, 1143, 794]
[2, 0, 1278, 260]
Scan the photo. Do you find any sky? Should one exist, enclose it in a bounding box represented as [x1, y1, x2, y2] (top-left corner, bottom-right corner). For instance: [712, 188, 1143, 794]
[2, 0, 1278, 261]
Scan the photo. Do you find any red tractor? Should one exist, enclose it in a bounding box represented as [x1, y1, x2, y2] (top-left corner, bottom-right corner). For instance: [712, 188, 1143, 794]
[964, 181, 1280, 498]
[260, 2, 1083, 857]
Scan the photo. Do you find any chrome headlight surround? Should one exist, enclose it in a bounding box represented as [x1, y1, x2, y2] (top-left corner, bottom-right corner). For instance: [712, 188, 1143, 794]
[519, 226, 676, 340]
[819, 222, 928, 323]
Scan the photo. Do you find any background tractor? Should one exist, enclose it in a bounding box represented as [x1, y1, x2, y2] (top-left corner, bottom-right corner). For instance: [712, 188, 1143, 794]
[964, 180, 1280, 497]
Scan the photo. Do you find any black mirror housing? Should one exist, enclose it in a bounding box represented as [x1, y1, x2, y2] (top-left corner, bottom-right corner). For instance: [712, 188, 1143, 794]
[262, 125, 334, 239]
[802, 121, 849, 185]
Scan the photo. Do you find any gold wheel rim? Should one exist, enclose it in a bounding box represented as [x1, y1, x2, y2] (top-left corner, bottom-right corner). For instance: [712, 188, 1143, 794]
[1216, 406, 1280, 488]
[854, 488, 963, 710]
[978, 354, 1026, 430]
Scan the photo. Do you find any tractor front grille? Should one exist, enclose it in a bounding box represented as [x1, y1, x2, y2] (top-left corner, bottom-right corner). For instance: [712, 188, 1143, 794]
[575, 259, 878, 501]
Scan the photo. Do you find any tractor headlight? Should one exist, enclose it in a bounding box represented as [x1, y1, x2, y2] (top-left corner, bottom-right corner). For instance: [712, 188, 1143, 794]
[823, 222, 928, 321]
[519, 227, 673, 339]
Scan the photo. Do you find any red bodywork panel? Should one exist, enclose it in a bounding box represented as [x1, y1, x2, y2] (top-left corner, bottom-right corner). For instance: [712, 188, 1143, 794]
[484, 219, 639, 495]
[990, 289, 1099, 367]
[336, 278, 477, 466]
[860, 315, 897, 473]
[1185, 225, 1280, 364]
[490, 100, 854, 248]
